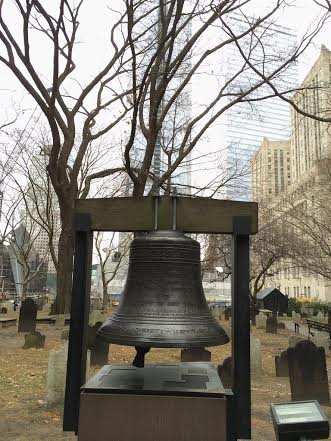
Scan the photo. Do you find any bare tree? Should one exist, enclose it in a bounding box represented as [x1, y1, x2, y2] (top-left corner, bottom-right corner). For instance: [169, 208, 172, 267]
[0, 0, 328, 312]
[95, 231, 130, 309]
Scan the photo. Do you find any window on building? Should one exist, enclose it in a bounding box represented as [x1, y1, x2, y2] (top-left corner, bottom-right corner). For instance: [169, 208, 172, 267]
[304, 286, 307, 296]
[308, 286, 311, 298]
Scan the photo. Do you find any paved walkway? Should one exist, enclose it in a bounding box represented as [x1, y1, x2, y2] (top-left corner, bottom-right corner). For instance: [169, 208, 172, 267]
[283, 320, 329, 338]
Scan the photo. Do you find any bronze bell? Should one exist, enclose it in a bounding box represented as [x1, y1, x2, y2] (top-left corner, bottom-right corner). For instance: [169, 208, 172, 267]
[97, 229, 229, 348]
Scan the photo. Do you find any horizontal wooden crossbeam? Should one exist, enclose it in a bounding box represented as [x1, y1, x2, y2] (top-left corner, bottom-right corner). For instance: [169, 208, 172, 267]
[74, 196, 258, 234]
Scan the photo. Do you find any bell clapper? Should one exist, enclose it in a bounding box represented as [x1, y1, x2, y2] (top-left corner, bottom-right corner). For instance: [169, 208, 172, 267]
[132, 346, 151, 368]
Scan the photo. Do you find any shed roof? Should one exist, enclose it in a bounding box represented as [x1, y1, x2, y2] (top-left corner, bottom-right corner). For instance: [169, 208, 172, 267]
[257, 287, 285, 300]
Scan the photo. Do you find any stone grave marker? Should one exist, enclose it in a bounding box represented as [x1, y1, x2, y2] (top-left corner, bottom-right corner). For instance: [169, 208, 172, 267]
[55, 314, 65, 327]
[275, 350, 289, 377]
[61, 329, 70, 341]
[256, 312, 267, 329]
[89, 310, 106, 327]
[312, 333, 330, 356]
[288, 335, 305, 348]
[224, 307, 231, 321]
[316, 311, 325, 322]
[18, 298, 37, 332]
[266, 316, 277, 334]
[0, 306, 7, 314]
[217, 356, 232, 389]
[88, 321, 110, 366]
[250, 335, 262, 372]
[288, 339, 330, 405]
[50, 302, 57, 315]
[46, 342, 91, 405]
[291, 310, 297, 319]
[22, 331, 45, 349]
[181, 347, 211, 362]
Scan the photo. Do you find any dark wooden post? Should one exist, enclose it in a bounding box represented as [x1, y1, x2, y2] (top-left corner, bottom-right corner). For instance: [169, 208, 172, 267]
[231, 216, 251, 440]
[63, 214, 93, 432]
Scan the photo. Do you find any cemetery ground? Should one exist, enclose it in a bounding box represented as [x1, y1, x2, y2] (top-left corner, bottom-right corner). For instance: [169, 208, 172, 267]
[1, 320, 331, 441]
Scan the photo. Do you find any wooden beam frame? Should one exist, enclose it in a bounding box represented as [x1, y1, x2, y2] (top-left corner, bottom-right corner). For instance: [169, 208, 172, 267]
[64, 196, 258, 438]
[75, 196, 258, 234]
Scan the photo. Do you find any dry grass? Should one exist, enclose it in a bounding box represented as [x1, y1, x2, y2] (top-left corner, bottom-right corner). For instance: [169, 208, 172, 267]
[1, 319, 331, 440]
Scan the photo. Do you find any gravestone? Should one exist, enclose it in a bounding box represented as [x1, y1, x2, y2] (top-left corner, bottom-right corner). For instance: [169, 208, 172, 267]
[217, 356, 232, 389]
[181, 347, 211, 362]
[316, 311, 325, 322]
[0, 306, 7, 314]
[224, 308, 231, 321]
[291, 310, 297, 319]
[88, 322, 110, 366]
[250, 335, 262, 372]
[18, 298, 37, 332]
[50, 302, 57, 315]
[61, 329, 70, 341]
[55, 314, 65, 327]
[89, 310, 106, 327]
[275, 350, 289, 377]
[288, 335, 305, 348]
[256, 312, 267, 329]
[22, 331, 45, 349]
[288, 339, 330, 405]
[312, 333, 330, 356]
[46, 342, 91, 405]
[266, 316, 277, 334]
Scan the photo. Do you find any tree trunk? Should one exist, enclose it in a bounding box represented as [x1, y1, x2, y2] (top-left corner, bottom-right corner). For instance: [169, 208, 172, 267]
[102, 283, 109, 310]
[55, 218, 74, 314]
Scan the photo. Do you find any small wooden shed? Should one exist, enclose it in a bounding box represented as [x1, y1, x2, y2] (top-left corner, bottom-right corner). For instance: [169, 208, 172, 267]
[256, 288, 288, 315]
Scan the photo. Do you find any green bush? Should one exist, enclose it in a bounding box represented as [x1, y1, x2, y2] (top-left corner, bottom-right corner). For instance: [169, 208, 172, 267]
[288, 298, 301, 315]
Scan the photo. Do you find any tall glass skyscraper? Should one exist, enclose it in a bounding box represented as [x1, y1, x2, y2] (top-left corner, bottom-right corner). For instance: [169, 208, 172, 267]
[220, 15, 298, 200]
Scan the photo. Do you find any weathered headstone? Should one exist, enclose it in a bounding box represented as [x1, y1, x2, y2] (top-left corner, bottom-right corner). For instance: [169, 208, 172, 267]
[0, 306, 7, 314]
[46, 342, 91, 405]
[256, 312, 267, 329]
[288, 335, 305, 348]
[312, 333, 330, 356]
[55, 314, 65, 327]
[18, 298, 37, 332]
[288, 340, 330, 405]
[22, 331, 45, 349]
[275, 350, 289, 377]
[224, 307, 231, 321]
[316, 311, 325, 322]
[88, 322, 110, 366]
[89, 310, 106, 327]
[266, 316, 277, 334]
[291, 310, 297, 319]
[250, 335, 262, 372]
[61, 329, 70, 341]
[181, 347, 211, 362]
[217, 356, 232, 389]
[50, 302, 57, 315]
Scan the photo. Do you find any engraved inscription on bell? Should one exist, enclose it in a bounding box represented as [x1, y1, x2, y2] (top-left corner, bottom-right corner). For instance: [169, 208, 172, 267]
[98, 230, 229, 348]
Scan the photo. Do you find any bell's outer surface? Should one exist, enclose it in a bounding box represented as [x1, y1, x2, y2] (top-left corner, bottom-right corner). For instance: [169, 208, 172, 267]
[97, 230, 229, 348]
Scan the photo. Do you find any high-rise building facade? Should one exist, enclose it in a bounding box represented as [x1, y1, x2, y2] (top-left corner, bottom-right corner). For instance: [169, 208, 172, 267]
[22, 150, 60, 275]
[220, 16, 298, 200]
[251, 45, 331, 301]
[290, 45, 331, 182]
[251, 138, 291, 202]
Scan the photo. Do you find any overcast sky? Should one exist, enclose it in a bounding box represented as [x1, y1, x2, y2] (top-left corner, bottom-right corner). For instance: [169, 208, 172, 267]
[0, 0, 330, 196]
